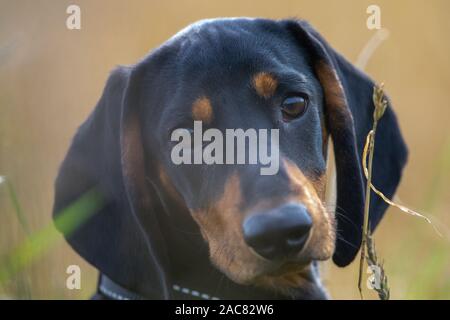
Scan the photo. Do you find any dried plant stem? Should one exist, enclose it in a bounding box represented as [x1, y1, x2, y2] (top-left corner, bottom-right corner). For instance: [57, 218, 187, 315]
[366, 232, 390, 300]
[357, 84, 440, 299]
[358, 129, 377, 298]
[358, 84, 387, 299]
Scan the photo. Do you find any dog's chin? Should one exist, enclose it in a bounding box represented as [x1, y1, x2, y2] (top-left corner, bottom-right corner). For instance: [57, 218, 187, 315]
[219, 261, 312, 289]
[217, 259, 327, 299]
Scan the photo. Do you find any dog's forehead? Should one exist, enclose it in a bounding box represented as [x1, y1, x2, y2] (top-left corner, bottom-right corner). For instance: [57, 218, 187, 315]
[169, 18, 308, 74]
[169, 17, 279, 45]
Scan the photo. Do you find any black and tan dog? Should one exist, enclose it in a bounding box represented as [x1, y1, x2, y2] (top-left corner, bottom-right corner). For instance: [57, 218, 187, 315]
[53, 18, 407, 300]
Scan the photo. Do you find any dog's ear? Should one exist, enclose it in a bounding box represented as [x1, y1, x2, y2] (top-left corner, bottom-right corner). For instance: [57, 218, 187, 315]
[53, 64, 170, 298]
[283, 20, 408, 266]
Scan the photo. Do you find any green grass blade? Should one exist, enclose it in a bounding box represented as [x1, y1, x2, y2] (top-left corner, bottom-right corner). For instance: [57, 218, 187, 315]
[0, 189, 104, 285]
[0, 176, 30, 236]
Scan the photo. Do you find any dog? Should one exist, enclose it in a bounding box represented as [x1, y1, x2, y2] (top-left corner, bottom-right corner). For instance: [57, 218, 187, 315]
[53, 18, 408, 300]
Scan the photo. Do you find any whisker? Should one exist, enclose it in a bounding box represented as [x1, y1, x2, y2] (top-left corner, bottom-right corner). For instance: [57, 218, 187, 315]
[334, 211, 361, 233]
[335, 231, 360, 250]
[322, 202, 361, 234]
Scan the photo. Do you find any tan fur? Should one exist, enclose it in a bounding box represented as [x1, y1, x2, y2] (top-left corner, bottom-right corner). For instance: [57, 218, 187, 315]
[283, 160, 335, 262]
[253, 72, 278, 99]
[192, 96, 213, 124]
[325, 138, 337, 216]
[314, 61, 355, 135]
[191, 173, 268, 284]
[256, 263, 318, 296]
[121, 110, 153, 210]
[315, 61, 347, 111]
[159, 166, 184, 205]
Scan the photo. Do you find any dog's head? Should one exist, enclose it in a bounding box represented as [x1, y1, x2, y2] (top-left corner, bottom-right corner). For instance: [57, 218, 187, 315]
[53, 18, 407, 298]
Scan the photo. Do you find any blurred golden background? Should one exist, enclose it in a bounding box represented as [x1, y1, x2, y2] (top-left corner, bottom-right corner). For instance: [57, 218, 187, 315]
[0, 0, 449, 299]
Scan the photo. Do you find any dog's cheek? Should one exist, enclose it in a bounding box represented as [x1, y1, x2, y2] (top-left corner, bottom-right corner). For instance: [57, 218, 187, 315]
[312, 177, 336, 260]
[190, 210, 221, 248]
[284, 160, 335, 260]
[307, 201, 336, 260]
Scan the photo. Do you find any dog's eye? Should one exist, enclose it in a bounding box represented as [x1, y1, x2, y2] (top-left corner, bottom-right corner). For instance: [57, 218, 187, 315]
[281, 95, 308, 121]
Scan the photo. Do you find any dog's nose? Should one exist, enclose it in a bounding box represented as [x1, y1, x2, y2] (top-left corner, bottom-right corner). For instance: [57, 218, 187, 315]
[242, 203, 312, 260]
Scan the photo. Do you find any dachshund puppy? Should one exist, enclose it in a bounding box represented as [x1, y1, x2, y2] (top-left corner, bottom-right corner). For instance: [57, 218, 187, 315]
[53, 18, 407, 300]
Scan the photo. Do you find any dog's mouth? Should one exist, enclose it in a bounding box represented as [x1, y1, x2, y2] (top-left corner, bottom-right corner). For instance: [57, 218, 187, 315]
[253, 259, 312, 281]
[213, 254, 321, 298]
[216, 249, 315, 285]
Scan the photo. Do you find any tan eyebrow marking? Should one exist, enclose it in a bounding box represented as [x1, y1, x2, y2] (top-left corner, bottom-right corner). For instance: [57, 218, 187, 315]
[253, 72, 278, 99]
[192, 96, 213, 124]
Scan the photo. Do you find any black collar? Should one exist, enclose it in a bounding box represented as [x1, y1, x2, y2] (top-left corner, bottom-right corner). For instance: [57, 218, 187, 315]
[97, 274, 287, 300]
[98, 275, 221, 300]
